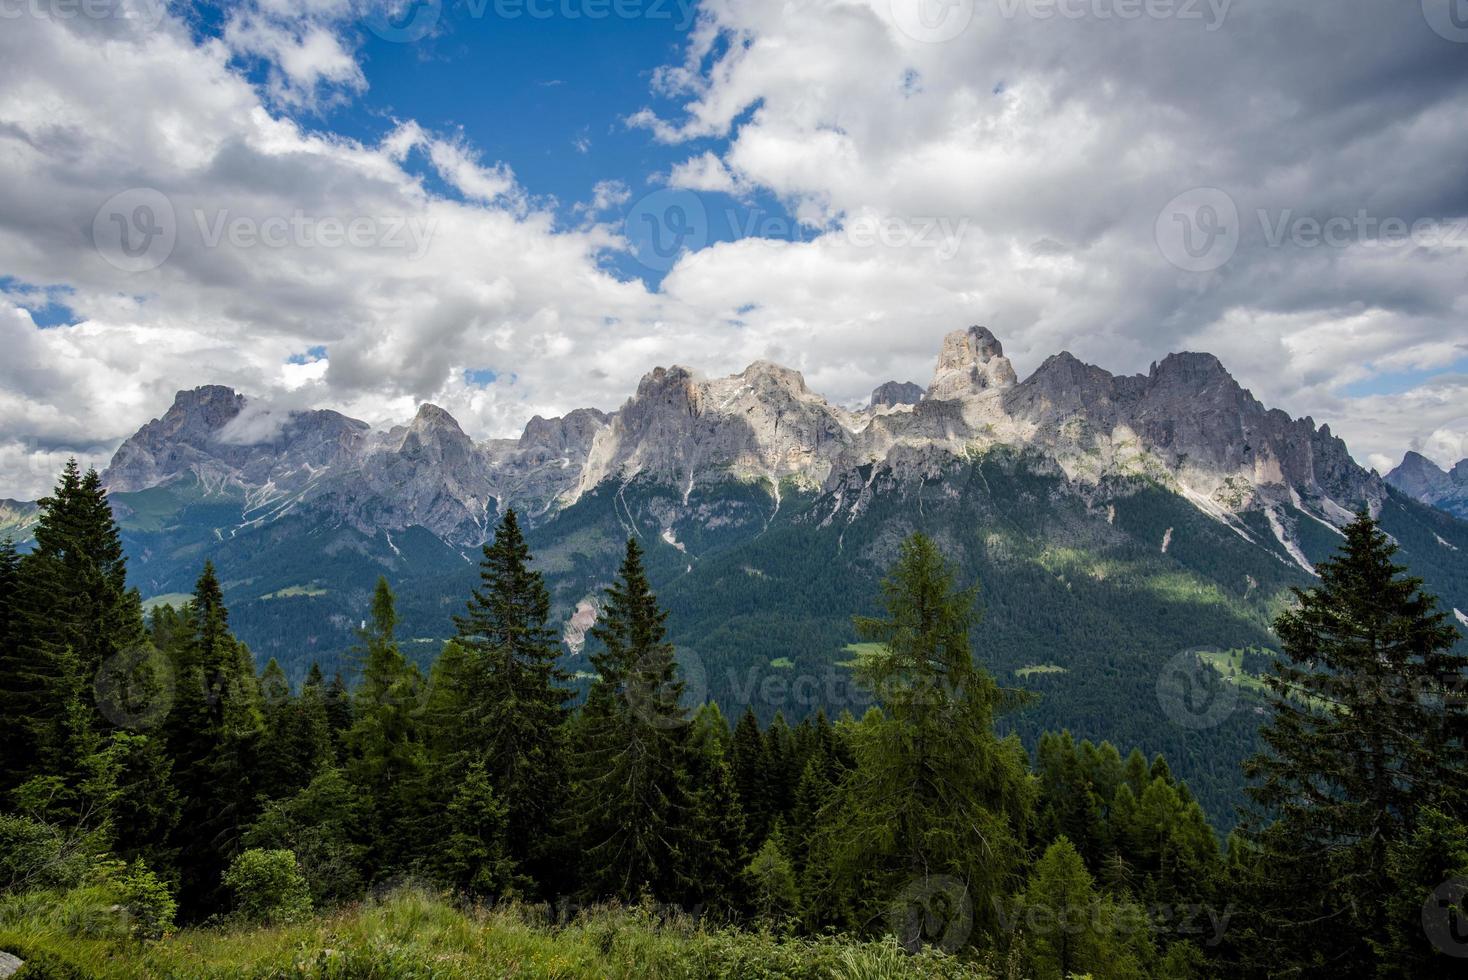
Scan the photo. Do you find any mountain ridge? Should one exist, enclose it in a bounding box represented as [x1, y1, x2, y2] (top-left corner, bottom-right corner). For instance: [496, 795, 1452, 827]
[99, 325, 1389, 562]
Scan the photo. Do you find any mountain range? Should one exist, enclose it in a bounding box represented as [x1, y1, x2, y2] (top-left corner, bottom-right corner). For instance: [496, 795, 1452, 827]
[5, 325, 1467, 826]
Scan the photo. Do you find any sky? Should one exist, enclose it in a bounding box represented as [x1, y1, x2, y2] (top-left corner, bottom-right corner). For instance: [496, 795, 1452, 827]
[1, 0, 1467, 499]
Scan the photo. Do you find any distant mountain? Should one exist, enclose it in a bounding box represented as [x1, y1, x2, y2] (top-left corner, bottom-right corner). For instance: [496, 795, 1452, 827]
[1386, 451, 1468, 520]
[20, 325, 1466, 828]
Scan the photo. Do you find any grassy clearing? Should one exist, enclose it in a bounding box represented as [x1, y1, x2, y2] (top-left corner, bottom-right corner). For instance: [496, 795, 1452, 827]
[259, 584, 328, 600]
[0, 888, 989, 979]
[1014, 664, 1067, 678]
[140, 593, 194, 612]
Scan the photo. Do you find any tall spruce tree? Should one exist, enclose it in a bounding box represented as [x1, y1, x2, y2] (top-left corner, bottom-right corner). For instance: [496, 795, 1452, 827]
[163, 562, 263, 913]
[1235, 511, 1468, 976]
[452, 509, 570, 881]
[9, 463, 146, 794]
[814, 533, 1034, 946]
[0, 535, 34, 795]
[344, 577, 427, 880]
[731, 707, 770, 853]
[570, 538, 694, 902]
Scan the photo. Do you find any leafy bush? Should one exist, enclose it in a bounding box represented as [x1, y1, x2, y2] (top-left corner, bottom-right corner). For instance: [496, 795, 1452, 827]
[222, 849, 312, 925]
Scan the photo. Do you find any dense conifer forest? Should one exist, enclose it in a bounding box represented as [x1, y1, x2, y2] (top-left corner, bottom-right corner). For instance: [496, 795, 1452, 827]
[1, 461, 1465, 977]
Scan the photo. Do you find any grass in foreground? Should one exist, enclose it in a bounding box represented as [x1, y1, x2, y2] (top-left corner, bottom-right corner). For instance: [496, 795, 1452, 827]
[0, 887, 992, 979]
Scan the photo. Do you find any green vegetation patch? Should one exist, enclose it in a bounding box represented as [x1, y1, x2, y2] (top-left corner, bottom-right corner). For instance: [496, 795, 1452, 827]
[259, 584, 328, 600]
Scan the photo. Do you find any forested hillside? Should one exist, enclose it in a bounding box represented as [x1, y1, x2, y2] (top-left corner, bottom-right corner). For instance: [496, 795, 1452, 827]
[1, 461, 1466, 977]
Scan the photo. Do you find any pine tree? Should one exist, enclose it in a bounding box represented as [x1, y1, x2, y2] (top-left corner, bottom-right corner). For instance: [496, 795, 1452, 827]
[344, 577, 427, 881]
[1237, 512, 1468, 974]
[731, 707, 770, 852]
[1018, 837, 1119, 980]
[570, 538, 693, 902]
[682, 703, 746, 912]
[163, 562, 263, 913]
[9, 463, 147, 797]
[742, 828, 800, 926]
[815, 533, 1033, 947]
[437, 761, 516, 898]
[0, 535, 38, 794]
[1375, 807, 1468, 977]
[452, 510, 571, 882]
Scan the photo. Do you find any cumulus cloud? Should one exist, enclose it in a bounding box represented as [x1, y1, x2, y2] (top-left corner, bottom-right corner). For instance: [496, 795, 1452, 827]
[1, 0, 1467, 501]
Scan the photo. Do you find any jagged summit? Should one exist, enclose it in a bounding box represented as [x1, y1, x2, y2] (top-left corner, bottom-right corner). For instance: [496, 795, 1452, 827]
[927, 325, 1018, 400]
[101, 324, 1401, 545]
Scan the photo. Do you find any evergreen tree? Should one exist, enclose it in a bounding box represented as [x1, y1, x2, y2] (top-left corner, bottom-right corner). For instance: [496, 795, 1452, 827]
[683, 703, 746, 911]
[742, 828, 800, 926]
[255, 659, 332, 803]
[1375, 807, 1468, 977]
[0, 536, 28, 793]
[731, 707, 770, 852]
[162, 562, 263, 913]
[814, 533, 1033, 946]
[9, 463, 147, 797]
[451, 510, 571, 882]
[570, 538, 693, 902]
[343, 577, 427, 880]
[1018, 837, 1149, 980]
[1236, 512, 1468, 975]
[436, 761, 516, 898]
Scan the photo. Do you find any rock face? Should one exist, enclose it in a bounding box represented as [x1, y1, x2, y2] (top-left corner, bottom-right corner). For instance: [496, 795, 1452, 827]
[102, 325, 1400, 548]
[1386, 452, 1468, 519]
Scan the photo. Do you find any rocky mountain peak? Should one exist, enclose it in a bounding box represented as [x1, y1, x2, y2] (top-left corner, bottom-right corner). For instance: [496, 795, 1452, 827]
[870, 380, 924, 409]
[1386, 451, 1451, 496]
[928, 325, 1018, 400]
[741, 360, 809, 394]
[408, 403, 465, 435]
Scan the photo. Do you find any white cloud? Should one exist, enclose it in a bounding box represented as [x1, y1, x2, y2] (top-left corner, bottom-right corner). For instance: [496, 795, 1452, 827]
[2, 0, 1467, 501]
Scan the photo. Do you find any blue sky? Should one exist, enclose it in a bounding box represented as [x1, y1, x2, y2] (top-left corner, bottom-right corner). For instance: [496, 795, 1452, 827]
[186, 0, 803, 286]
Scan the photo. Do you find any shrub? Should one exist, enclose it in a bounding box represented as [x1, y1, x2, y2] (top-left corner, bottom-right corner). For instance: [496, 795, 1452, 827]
[223, 849, 312, 925]
[0, 814, 87, 892]
[117, 861, 175, 939]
